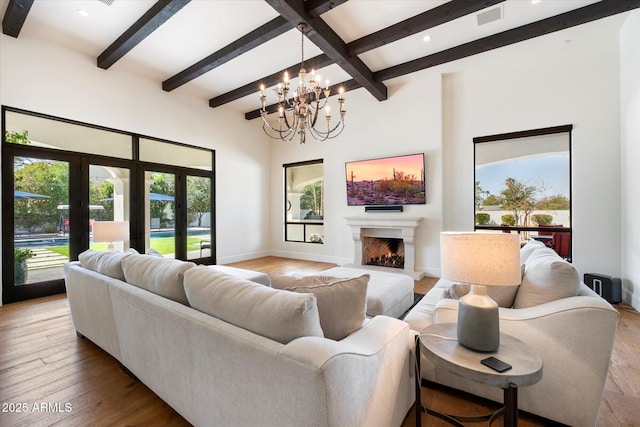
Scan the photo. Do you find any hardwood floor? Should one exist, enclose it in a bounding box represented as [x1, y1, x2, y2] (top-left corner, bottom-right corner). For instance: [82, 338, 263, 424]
[1, 256, 638, 426]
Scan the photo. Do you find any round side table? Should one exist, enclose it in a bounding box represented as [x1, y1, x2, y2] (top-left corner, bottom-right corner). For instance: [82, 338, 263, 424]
[416, 323, 543, 427]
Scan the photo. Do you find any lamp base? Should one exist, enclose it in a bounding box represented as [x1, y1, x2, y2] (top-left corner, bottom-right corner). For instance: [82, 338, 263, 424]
[457, 285, 500, 352]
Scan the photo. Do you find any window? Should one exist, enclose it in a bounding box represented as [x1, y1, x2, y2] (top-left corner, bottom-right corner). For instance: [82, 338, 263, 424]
[284, 160, 324, 243]
[2, 107, 215, 303]
[474, 125, 572, 261]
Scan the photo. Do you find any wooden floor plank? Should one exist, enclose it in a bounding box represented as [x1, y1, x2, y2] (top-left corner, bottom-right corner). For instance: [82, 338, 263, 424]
[0, 257, 637, 427]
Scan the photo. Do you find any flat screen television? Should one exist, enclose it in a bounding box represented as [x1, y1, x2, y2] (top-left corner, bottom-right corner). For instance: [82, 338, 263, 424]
[345, 153, 426, 206]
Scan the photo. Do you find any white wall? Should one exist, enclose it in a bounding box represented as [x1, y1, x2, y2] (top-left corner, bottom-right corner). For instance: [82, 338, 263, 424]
[620, 10, 640, 310]
[0, 31, 270, 304]
[443, 15, 624, 280]
[268, 74, 444, 276]
[269, 14, 627, 281]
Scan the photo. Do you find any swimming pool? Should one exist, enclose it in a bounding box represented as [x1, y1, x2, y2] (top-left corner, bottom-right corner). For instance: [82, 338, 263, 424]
[15, 229, 210, 248]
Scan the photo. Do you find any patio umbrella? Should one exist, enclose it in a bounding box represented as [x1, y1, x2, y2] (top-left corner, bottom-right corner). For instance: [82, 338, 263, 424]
[149, 193, 174, 202]
[101, 193, 174, 202]
[14, 190, 50, 199]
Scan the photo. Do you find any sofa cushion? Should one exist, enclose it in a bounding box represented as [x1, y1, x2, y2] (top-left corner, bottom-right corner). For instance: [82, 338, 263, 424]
[78, 249, 132, 281]
[443, 283, 519, 308]
[285, 274, 369, 341]
[270, 274, 338, 289]
[183, 267, 324, 344]
[513, 247, 580, 309]
[520, 239, 546, 264]
[121, 254, 194, 305]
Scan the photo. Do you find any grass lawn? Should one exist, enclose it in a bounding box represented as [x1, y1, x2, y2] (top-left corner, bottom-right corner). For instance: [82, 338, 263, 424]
[33, 236, 207, 257]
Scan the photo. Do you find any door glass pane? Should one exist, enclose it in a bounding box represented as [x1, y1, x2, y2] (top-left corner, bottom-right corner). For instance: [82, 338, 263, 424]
[145, 171, 175, 257]
[6, 110, 132, 159]
[186, 175, 212, 260]
[140, 138, 212, 170]
[89, 165, 130, 251]
[14, 157, 69, 284]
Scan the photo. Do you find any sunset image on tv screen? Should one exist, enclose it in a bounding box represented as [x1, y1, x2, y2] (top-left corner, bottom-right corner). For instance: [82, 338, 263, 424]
[346, 154, 425, 206]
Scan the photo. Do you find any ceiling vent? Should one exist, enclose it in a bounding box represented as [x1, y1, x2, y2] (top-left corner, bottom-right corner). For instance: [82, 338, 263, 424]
[98, 0, 115, 6]
[477, 6, 503, 26]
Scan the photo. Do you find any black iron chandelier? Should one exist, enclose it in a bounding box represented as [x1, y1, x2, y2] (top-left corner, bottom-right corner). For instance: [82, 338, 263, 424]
[260, 23, 346, 144]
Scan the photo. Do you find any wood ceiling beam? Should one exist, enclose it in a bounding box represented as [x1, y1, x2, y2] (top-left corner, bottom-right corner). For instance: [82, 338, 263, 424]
[347, 0, 505, 56]
[97, 0, 190, 70]
[2, 0, 34, 38]
[163, 16, 293, 91]
[209, 54, 334, 108]
[209, 1, 344, 108]
[244, 79, 362, 120]
[305, 0, 348, 18]
[265, 0, 388, 101]
[237, 0, 498, 113]
[374, 0, 640, 82]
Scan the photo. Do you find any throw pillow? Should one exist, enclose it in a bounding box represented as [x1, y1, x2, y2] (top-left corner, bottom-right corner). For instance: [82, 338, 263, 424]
[78, 249, 131, 281]
[121, 254, 194, 305]
[184, 267, 323, 344]
[513, 247, 580, 309]
[286, 274, 369, 341]
[442, 282, 519, 308]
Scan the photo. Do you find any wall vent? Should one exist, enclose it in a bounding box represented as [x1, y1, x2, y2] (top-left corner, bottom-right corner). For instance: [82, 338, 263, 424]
[98, 0, 115, 6]
[477, 6, 503, 26]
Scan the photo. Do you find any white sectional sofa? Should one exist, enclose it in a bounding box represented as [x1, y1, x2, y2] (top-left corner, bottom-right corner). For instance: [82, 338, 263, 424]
[403, 240, 620, 427]
[65, 251, 415, 427]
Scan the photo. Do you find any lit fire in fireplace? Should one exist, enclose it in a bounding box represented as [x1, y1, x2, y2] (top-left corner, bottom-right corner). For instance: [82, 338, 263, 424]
[363, 237, 405, 269]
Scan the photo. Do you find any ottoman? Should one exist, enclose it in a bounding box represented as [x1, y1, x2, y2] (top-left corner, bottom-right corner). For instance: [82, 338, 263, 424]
[209, 265, 271, 286]
[316, 267, 415, 318]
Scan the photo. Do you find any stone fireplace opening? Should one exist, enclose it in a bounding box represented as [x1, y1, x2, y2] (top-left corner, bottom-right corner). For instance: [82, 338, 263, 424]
[363, 237, 405, 269]
[345, 215, 424, 279]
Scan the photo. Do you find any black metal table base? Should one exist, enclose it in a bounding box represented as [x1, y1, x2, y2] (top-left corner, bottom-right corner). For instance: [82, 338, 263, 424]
[416, 387, 516, 427]
[415, 334, 520, 427]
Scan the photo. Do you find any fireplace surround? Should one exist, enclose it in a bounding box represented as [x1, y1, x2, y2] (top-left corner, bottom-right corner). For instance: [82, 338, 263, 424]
[345, 215, 423, 279]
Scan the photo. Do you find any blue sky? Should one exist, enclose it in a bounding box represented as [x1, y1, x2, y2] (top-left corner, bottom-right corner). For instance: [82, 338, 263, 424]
[476, 154, 570, 198]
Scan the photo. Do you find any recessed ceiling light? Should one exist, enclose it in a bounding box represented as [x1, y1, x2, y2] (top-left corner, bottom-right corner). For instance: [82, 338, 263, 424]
[77, 9, 89, 17]
[423, 35, 432, 42]
[531, 0, 541, 4]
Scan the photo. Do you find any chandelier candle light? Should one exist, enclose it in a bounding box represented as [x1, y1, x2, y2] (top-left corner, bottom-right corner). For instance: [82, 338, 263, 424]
[260, 23, 345, 144]
[440, 232, 522, 352]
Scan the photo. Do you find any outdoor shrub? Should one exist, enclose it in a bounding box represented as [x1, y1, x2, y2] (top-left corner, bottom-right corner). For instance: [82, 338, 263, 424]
[475, 213, 491, 225]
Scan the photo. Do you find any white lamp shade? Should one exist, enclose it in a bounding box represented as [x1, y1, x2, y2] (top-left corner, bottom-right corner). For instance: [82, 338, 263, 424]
[93, 221, 129, 243]
[440, 232, 521, 286]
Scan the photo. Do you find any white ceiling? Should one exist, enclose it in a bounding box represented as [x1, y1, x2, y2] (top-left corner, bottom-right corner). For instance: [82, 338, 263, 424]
[0, 0, 619, 113]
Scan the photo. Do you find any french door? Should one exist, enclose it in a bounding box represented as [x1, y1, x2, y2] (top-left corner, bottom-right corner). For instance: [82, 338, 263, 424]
[2, 144, 138, 303]
[2, 106, 216, 304]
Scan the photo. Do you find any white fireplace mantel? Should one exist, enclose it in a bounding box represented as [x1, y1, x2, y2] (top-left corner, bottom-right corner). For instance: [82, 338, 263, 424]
[345, 215, 423, 279]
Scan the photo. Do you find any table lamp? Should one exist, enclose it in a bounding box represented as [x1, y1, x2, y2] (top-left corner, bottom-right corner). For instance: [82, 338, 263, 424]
[93, 221, 129, 251]
[440, 232, 521, 352]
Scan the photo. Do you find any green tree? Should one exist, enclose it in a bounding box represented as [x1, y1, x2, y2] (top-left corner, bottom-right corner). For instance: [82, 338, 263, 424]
[501, 214, 516, 226]
[14, 160, 69, 233]
[187, 176, 211, 226]
[149, 173, 175, 228]
[475, 181, 488, 207]
[531, 214, 553, 226]
[483, 194, 503, 206]
[5, 130, 30, 145]
[475, 213, 491, 225]
[537, 194, 570, 210]
[90, 179, 114, 220]
[300, 181, 323, 217]
[501, 178, 538, 227]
